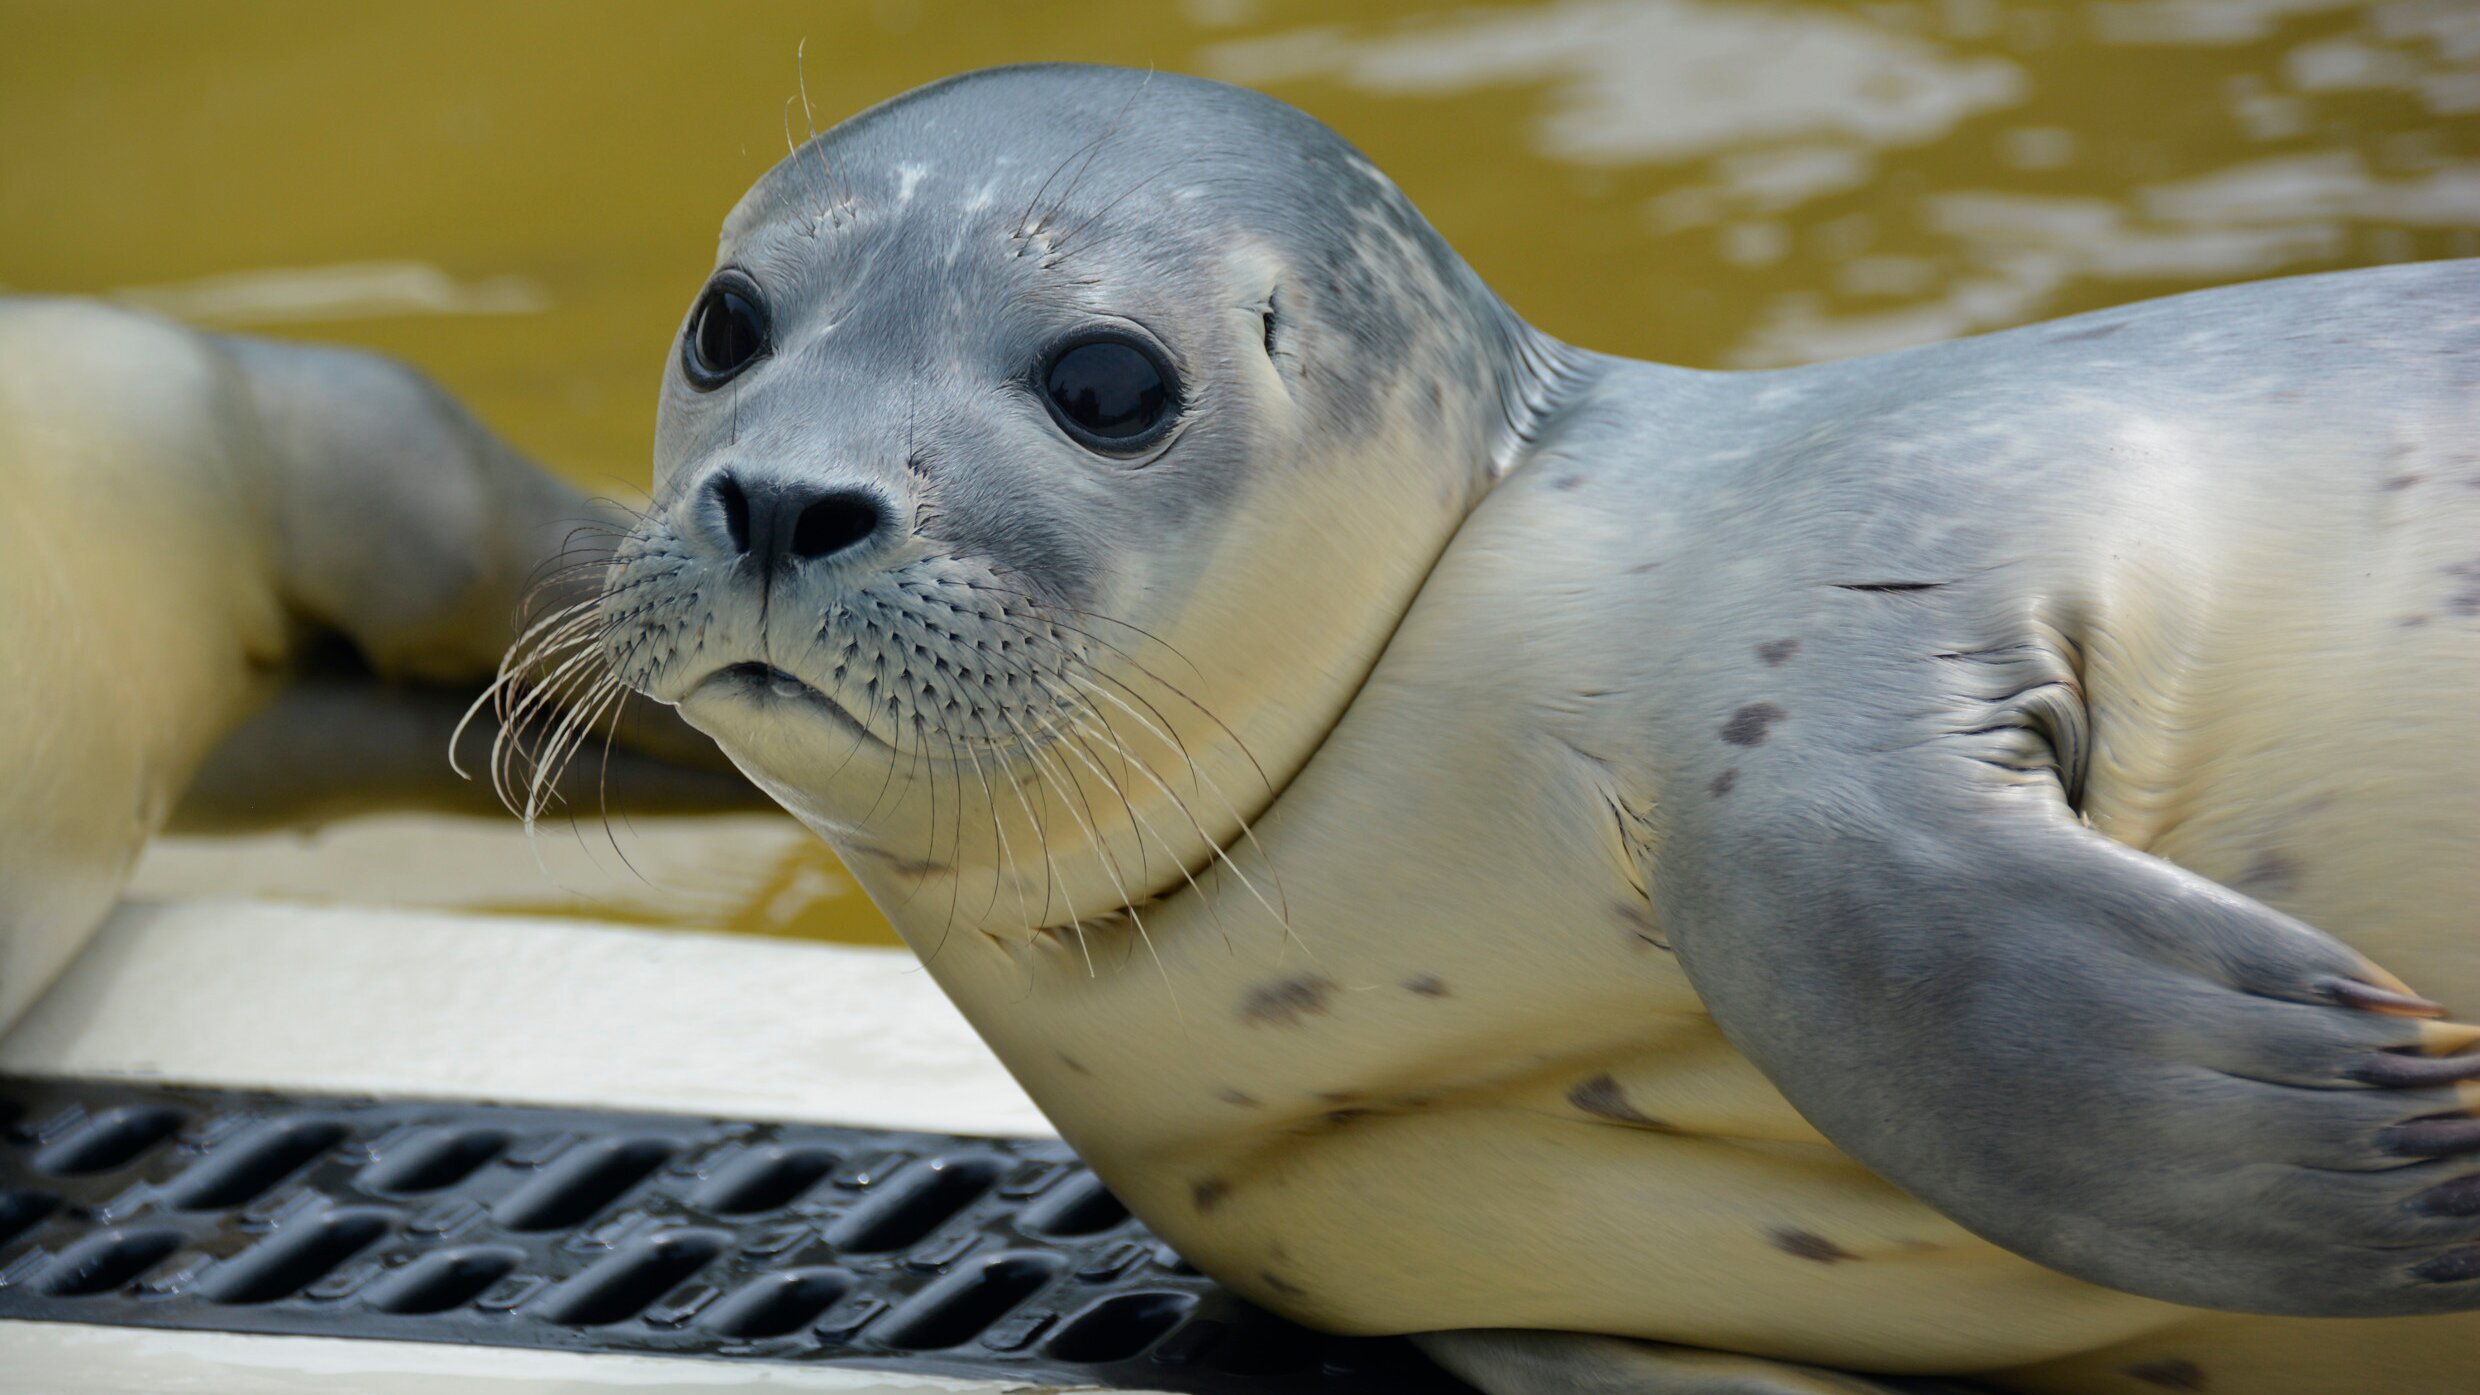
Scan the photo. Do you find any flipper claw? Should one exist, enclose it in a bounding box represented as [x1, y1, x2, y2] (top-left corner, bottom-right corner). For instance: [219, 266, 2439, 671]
[2322, 976, 2446, 1019]
[2351, 1051, 2480, 1089]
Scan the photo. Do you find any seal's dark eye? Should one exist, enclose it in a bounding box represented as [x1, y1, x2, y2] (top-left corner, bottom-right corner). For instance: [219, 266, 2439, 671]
[683, 275, 769, 388]
[1041, 336, 1177, 452]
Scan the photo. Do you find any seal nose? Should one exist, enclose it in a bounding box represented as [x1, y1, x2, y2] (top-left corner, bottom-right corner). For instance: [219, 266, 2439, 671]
[711, 472, 886, 570]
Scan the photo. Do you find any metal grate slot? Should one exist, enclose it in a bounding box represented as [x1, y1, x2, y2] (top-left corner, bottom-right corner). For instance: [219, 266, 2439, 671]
[533, 1228, 727, 1326]
[878, 1251, 1058, 1349]
[33, 1106, 186, 1176]
[161, 1120, 345, 1211]
[495, 1138, 673, 1232]
[360, 1128, 508, 1195]
[39, 1227, 183, 1296]
[0, 1189, 57, 1249]
[1022, 1170, 1131, 1237]
[824, 1156, 999, 1254]
[692, 1145, 840, 1215]
[1049, 1291, 1196, 1362]
[363, 1245, 523, 1314]
[701, 1267, 852, 1338]
[197, 1207, 394, 1304]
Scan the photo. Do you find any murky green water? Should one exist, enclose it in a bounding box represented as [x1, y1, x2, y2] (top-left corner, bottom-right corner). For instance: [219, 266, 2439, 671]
[4, 0, 2472, 944]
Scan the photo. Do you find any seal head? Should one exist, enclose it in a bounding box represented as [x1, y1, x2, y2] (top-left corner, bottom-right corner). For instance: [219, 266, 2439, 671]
[602, 64, 1579, 936]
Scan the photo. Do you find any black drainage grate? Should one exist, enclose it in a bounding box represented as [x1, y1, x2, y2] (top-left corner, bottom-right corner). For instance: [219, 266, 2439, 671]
[0, 1077, 1465, 1392]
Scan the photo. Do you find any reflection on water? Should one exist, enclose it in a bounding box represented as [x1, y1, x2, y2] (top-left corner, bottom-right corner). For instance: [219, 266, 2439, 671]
[4, 0, 2471, 945]
[1207, 1, 2028, 164]
[115, 261, 550, 326]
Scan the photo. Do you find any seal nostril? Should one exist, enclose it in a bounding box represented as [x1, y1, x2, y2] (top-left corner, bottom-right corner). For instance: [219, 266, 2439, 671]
[790, 490, 881, 560]
[713, 474, 751, 555]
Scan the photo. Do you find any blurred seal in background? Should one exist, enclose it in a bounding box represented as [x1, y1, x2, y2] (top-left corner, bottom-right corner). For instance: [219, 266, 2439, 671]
[0, 298, 746, 1034]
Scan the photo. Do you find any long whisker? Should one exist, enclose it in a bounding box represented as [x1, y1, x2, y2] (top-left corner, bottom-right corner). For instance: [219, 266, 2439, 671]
[964, 601, 1289, 925]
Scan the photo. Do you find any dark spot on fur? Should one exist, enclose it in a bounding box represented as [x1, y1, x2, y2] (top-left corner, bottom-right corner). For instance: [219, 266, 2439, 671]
[1323, 1109, 1367, 1126]
[1242, 975, 1334, 1026]
[1613, 899, 1668, 951]
[1627, 561, 1661, 574]
[2383, 473, 2426, 491]
[2402, 615, 2432, 627]
[1707, 768, 1738, 797]
[1769, 1228, 1858, 1263]
[2235, 849, 2299, 896]
[1568, 1075, 1670, 1129]
[2445, 560, 2480, 617]
[1553, 474, 1584, 491]
[1056, 1052, 1091, 1077]
[1756, 638, 1800, 666]
[1260, 1270, 1303, 1297]
[1216, 1087, 1261, 1108]
[1832, 580, 1947, 593]
[1403, 974, 1450, 998]
[1190, 1178, 1230, 1213]
[2125, 1359, 2208, 1391]
[1721, 703, 1785, 747]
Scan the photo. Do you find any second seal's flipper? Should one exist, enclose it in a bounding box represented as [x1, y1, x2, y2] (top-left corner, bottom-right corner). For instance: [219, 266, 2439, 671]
[218, 331, 620, 683]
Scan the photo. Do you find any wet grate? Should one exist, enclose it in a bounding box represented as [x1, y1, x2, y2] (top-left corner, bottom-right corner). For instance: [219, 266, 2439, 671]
[0, 1077, 1465, 1392]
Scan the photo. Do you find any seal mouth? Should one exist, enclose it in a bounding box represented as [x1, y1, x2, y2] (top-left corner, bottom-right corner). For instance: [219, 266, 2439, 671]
[691, 661, 886, 746]
[712, 661, 816, 699]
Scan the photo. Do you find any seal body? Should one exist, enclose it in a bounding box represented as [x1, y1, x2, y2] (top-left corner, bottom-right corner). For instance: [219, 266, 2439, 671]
[597, 64, 2480, 1394]
[0, 298, 621, 1032]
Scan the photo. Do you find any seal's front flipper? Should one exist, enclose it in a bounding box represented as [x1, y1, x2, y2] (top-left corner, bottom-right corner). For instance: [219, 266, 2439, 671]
[1656, 762, 2480, 1317]
[1417, 1330, 1975, 1394]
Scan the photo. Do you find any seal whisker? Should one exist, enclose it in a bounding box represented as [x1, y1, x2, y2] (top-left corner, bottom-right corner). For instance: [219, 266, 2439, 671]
[988, 700, 1109, 980]
[959, 732, 1032, 931]
[967, 580, 1289, 842]
[463, 601, 608, 808]
[519, 661, 625, 828]
[1012, 73, 1152, 244]
[999, 686, 1147, 907]
[588, 685, 661, 889]
[1048, 697, 1243, 957]
[1058, 671, 1291, 944]
[540, 678, 628, 837]
[499, 632, 619, 799]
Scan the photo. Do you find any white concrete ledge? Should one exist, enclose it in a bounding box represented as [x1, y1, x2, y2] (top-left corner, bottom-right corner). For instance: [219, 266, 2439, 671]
[0, 900, 1048, 1139]
[0, 1322, 1118, 1393]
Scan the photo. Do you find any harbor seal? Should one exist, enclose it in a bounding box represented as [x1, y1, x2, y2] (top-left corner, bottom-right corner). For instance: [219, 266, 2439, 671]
[581, 65, 2480, 1394]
